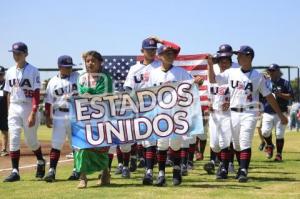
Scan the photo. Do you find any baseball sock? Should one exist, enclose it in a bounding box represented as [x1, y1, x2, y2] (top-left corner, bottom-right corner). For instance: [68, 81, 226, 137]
[130, 143, 137, 160]
[123, 152, 130, 168]
[146, 146, 156, 170]
[137, 144, 145, 160]
[235, 150, 241, 166]
[264, 135, 273, 146]
[33, 147, 44, 161]
[229, 142, 235, 163]
[116, 146, 123, 165]
[180, 148, 188, 165]
[240, 148, 251, 171]
[108, 153, 114, 170]
[220, 148, 230, 170]
[49, 148, 60, 170]
[199, 140, 207, 154]
[157, 150, 167, 175]
[210, 148, 216, 162]
[169, 149, 181, 167]
[276, 139, 284, 154]
[195, 137, 200, 152]
[188, 144, 196, 162]
[10, 150, 20, 172]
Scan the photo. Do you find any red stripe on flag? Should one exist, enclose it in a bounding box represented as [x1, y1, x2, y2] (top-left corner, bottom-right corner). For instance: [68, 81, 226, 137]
[180, 65, 207, 71]
[176, 54, 208, 61]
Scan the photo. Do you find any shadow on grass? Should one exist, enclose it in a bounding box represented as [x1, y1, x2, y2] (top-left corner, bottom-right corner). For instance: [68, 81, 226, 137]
[250, 176, 299, 182]
[250, 171, 297, 175]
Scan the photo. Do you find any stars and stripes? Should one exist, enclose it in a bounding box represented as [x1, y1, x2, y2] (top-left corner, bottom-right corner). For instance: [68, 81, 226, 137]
[102, 54, 209, 106]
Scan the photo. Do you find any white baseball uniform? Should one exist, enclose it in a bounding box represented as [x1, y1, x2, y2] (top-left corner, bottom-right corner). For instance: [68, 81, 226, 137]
[45, 72, 79, 150]
[123, 60, 161, 150]
[4, 63, 41, 151]
[215, 68, 271, 151]
[147, 65, 193, 151]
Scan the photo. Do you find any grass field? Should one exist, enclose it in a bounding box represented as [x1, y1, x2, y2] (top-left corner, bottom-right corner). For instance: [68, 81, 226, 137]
[0, 127, 299, 199]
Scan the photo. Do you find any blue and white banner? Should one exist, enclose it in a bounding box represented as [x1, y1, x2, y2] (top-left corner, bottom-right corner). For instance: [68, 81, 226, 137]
[71, 80, 204, 149]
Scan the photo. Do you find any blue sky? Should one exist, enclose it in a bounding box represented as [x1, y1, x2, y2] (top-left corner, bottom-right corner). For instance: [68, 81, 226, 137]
[0, 0, 299, 80]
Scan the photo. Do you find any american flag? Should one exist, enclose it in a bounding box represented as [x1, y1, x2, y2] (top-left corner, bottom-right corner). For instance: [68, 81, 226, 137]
[102, 54, 209, 107]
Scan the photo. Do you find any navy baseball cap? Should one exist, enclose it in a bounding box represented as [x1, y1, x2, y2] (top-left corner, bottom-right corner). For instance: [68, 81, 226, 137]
[0, 66, 5, 74]
[58, 55, 76, 67]
[268, 63, 280, 71]
[142, 38, 157, 49]
[233, 45, 255, 57]
[217, 44, 233, 57]
[9, 42, 28, 54]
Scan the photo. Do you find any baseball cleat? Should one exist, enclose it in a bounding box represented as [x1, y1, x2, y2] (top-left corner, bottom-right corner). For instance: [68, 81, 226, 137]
[265, 145, 274, 159]
[115, 164, 123, 175]
[142, 173, 153, 185]
[187, 161, 194, 170]
[228, 162, 235, 173]
[172, 168, 182, 186]
[129, 158, 137, 172]
[238, 169, 248, 183]
[121, 167, 130, 179]
[36, 159, 46, 179]
[0, 149, 9, 157]
[203, 161, 215, 174]
[216, 167, 228, 180]
[258, 142, 266, 151]
[155, 175, 166, 187]
[3, 172, 20, 182]
[68, 170, 80, 180]
[44, 170, 56, 183]
[137, 158, 145, 168]
[181, 164, 188, 176]
[166, 159, 174, 167]
[274, 154, 282, 162]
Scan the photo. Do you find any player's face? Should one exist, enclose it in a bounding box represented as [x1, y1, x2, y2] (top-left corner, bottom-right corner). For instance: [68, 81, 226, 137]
[159, 50, 176, 65]
[268, 69, 280, 79]
[218, 57, 231, 71]
[142, 49, 156, 61]
[13, 52, 27, 63]
[0, 73, 4, 81]
[237, 53, 252, 67]
[85, 55, 102, 73]
[59, 67, 72, 76]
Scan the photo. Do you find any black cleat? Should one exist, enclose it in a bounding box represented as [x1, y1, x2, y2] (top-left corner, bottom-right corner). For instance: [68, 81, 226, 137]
[44, 170, 56, 183]
[181, 164, 188, 176]
[137, 158, 145, 168]
[129, 158, 137, 172]
[187, 161, 194, 170]
[3, 172, 20, 182]
[258, 142, 266, 151]
[166, 159, 173, 167]
[238, 169, 248, 183]
[68, 170, 80, 180]
[216, 167, 228, 180]
[143, 173, 153, 185]
[121, 167, 130, 179]
[115, 165, 123, 175]
[203, 161, 215, 174]
[36, 159, 46, 179]
[172, 168, 182, 186]
[155, 175, 166, 187]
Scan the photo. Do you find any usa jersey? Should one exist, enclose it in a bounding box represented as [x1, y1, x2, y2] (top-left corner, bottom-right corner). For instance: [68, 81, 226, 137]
[4, 63, 40, 103]
[123, 60, 161, 90]
[147, 65, 193, 87]
[45, 72, 79, 110]
[215, 68, 271, 109]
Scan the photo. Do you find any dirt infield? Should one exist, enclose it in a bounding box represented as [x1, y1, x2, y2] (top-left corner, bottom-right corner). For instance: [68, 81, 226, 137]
[0, 140, 73, 176]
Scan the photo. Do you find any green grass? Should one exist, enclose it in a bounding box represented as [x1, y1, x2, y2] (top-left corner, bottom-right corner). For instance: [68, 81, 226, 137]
[1, 130, 300, 199]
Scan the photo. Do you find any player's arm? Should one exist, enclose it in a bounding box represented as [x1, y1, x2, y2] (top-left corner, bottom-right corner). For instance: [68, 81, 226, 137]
[274, 81, 293, 100]
[5, 92, 10, 111]
[207, 54, 217, 83]
[28, 88, 40, 127]
[45, 102, 52, 128]
[265, 94, 288, 125]
[150, 36, 181, 54]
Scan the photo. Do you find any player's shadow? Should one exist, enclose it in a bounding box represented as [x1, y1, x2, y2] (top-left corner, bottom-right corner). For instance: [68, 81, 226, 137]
[250, 176, 299, 182]
[179, 184, 262, 190]
[250, 171, 297, 175]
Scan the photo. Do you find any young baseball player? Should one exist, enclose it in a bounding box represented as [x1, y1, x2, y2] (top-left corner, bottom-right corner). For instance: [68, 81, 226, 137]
[147, 41, 193, 186]
[262, 64, 293, 161]
[0, 66, 9, 157]
[3, 42, 46, 182]
[43, 55, 79, 182]
[208, 45, 288, 182]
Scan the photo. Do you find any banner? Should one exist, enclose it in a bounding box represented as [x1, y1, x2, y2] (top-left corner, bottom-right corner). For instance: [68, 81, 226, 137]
[71, 80, 204, 149]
